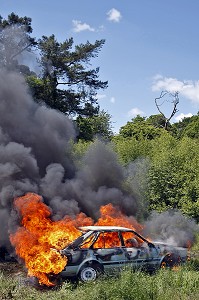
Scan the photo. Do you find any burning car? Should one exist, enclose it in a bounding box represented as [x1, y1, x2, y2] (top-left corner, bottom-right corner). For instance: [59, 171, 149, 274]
[59, 226, 188, 282]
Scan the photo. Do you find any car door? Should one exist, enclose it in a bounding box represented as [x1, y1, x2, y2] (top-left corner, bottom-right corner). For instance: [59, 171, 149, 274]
[92, 231, 127, 273]
[121, 231, 161, 270]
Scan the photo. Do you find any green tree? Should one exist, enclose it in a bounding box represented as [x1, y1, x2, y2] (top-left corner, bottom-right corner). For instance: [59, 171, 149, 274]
[34, 35, 108, 116]
[171, 113, 199, 139]
[25, 75, 46, 103]
[148, 136, 199, 221]
[171, 116, 193, 138]
[113, 135, 151, 164]
[147, 114, 168, 128]
[182, 115, 199, 138]
[75, 110, 113, 141]
[0, 13, 36, 72]
[119, 115, 165, 140]
[113, 124, 199, 220]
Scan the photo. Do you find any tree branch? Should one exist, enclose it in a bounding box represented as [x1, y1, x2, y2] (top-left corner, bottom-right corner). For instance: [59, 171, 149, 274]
[155, 90, 180, 130]
[10, 42, 34, 60]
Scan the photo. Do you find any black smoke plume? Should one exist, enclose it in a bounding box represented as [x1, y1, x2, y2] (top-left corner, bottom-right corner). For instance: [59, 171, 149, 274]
[0, 69, 140, 250]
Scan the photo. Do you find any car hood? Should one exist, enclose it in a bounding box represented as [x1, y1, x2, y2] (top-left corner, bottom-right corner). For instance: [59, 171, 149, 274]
[153, 241, 187, 257]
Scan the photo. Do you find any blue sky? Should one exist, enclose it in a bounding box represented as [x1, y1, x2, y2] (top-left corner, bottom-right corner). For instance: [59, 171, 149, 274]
[1, 0, 199, 132]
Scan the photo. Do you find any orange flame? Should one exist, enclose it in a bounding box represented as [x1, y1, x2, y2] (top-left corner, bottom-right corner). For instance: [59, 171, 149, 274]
[95, 203, 144, 248]
[10, 193, 92, 286]
[96, 203, 143, 231]
[10, 193, 143, 286]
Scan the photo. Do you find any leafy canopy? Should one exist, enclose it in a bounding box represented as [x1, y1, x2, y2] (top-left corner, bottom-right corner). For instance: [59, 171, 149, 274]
[31, 35, 108, 116]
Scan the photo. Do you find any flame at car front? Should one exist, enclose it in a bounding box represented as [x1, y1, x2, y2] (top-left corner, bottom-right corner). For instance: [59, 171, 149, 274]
[9, 193, 88, 286]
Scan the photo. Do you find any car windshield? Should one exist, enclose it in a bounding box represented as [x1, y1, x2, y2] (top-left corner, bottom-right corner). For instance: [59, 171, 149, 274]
[80, 233, 97, 248]
[67, 231, 94, 249]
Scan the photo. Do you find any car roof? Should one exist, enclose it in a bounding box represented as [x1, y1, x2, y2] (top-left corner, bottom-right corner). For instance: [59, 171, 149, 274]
[79, 225, 135, 232]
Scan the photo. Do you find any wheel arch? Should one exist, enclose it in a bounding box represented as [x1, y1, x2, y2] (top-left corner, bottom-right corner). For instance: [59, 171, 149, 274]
[77, 259, 104, 275]
[160, 252, 182, 268]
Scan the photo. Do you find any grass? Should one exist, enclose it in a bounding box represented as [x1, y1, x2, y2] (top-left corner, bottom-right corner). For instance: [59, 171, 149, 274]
[0, 261, 199, 300]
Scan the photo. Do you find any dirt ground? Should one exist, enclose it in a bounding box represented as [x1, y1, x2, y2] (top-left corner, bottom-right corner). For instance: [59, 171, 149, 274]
[0, 261, 26, 278]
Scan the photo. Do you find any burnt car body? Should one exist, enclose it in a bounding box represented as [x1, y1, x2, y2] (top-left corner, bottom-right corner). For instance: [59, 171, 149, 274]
[59, 226, 188, 282]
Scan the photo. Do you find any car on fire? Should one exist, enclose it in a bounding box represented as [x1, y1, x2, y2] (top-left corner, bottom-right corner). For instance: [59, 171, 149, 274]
[59, 226, 188, 282]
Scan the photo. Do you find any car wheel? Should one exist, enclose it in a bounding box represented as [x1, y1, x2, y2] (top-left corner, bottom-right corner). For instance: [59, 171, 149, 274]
[161, 254, 181, 269]
[79, 265, 99, 282]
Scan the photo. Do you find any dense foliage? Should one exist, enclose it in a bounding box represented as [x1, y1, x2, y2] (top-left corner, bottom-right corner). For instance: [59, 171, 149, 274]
[113, 118, 199, 221]
[75, 110, 113, 140]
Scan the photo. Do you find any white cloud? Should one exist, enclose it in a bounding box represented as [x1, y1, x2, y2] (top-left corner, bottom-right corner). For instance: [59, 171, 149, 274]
[110, 96, 115, 103]
[152, 75, 199, 104]
[72, 20, 95, 32]
[128, 107, 145, 117]
[107, 8, 122, 23]
[175, 113, 193, 122]
[97, 94, 106, 100]
[97, 94, 115, 103]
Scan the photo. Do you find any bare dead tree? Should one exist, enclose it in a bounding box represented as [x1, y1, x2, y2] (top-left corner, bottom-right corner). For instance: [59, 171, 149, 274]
[155, 90, 179, 130]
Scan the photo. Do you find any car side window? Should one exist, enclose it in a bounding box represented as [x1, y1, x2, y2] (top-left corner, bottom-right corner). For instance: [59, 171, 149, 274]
[122, 232, 142, 248]
[93, 232, 122, 249]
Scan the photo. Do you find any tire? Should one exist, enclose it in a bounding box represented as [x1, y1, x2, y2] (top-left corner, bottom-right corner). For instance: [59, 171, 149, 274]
[79, 265, 101, 282]
[161, 254, 181, 269]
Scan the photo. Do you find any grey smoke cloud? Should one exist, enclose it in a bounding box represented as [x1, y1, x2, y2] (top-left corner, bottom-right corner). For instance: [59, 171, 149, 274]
[39, 140, 139, 220]
[0, 69, 76, 245]
[0, 71, 76, 175]
[0, 209, 9, 247]
[143, 210, 199, 247]
[78, 141, 124, 189]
